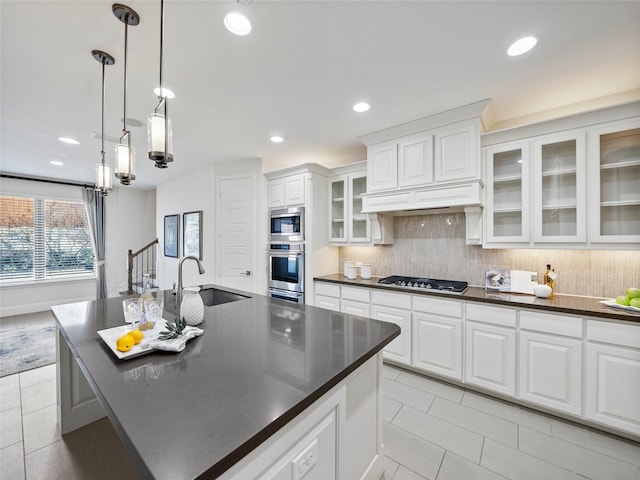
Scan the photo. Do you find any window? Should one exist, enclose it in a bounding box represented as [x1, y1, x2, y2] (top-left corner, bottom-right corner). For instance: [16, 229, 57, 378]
[0, 195, 95, 283]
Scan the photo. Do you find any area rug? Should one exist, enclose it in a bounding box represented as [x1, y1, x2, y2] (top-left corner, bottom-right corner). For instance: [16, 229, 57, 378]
[0, 324, 56, 377]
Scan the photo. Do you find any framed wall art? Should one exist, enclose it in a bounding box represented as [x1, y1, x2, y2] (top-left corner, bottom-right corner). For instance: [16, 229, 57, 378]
[164, 214, 179, 258]
[183, 210, 203, 260]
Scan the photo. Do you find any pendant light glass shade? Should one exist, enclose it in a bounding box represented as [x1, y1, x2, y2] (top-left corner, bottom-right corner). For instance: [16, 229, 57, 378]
[96, 163, 113, 193]
[147, 111, 173, 167]
[115, 142, 135, 185]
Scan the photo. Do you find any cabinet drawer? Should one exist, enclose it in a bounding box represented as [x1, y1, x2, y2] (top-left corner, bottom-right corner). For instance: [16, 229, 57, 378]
[315, 282, 340, 298]
[372, 290, 411, 309]
[587, 320, 640, 349]
[341, 285, 370, 303]
[466, 302, 516, 328]
[341, 299, 370, 317]
[413, 295, 462, 318]
[520, 310, 583, 338]
[315, 294, 340, 312]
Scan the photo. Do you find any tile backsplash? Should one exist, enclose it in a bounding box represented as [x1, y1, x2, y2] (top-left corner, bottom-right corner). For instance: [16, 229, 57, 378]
[339, 213, 638, 299]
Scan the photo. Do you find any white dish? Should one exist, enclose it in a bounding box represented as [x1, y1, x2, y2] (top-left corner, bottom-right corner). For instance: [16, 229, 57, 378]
[97, 320, 168, 360]
[600, 299, 640, 314]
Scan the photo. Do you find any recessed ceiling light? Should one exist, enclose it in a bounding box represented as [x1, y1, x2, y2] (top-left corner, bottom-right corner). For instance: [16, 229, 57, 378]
[270, 136, 284, 143]
[224, 11, 252, 36]
[507, 36, 538, 56]
[58, 137, 79, 145]
[153, 87, 175, 99]
[49, 160, 64, 166]
[353, 102, 370, 113]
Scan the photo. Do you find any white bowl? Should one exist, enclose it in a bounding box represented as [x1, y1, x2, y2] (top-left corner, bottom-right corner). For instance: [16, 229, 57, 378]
[533, 284, 552, 298]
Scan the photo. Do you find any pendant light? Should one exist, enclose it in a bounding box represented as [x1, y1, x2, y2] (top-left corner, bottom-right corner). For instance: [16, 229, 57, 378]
[113, 3, 139, 185]
[92, 50, 115, 196]
[147, 0, 173, 169]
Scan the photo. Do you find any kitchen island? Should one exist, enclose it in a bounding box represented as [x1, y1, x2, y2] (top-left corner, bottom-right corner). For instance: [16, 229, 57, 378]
[53, 287, 400, 479]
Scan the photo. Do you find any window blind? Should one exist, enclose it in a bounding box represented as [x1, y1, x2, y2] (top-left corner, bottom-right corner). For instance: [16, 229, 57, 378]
[0, 195, 95, 283]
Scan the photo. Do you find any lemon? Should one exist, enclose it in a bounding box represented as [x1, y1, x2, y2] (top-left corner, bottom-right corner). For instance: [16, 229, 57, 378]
[116, 333, 135, 352]
[129, 329, 143, 345]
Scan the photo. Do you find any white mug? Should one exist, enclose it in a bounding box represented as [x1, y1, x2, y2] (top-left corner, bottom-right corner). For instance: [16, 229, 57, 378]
[360, 264, 372, 279]
[344, 261, 355, 277]
[345, 265, 357, 280]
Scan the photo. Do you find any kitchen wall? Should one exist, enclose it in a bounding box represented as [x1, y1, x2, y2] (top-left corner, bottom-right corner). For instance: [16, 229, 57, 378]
[0, 178, 155, 316]
[155, 158, 267, 295]
[340, 212, 638, 299]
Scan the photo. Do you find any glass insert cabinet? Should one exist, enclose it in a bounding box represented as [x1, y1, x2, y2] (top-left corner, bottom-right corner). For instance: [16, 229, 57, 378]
[329, 171, 370, 243]
[485, 117, 640, 246]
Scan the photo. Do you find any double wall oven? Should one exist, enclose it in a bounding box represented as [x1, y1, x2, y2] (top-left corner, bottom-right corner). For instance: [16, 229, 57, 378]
[268, 207, 305, 303]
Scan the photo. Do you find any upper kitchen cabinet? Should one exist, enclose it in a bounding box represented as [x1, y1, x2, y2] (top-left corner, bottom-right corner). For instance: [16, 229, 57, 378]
[329, 162, 370, 244]
[588, 118, 640, 244]
[359, 100, 488, 215]
[484, 140, 530, 244]
[482, 100, 640, 249]
[268, 173, 306, 209]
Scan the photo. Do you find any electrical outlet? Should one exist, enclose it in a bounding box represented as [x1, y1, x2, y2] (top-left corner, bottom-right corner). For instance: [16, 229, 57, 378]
[292, 439, 318, 480]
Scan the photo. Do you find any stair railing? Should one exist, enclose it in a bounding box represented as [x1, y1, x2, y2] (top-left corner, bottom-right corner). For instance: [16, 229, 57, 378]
[127, 238, 158, 295]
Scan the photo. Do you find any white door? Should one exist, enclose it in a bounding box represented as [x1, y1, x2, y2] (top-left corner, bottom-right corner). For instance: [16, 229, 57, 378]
[465, 322, 516, 396]
[216, 175, 254, 291]
[412, 312, 462, 380]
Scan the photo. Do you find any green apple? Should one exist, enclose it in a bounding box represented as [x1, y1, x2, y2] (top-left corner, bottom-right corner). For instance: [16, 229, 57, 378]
[616, 295, 630, 306]
[626, 287, 640, 299]
[630, 298, 640, 309]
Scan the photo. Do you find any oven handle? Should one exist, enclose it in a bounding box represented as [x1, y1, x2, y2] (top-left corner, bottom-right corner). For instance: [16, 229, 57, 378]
[268, 251, 304, 257]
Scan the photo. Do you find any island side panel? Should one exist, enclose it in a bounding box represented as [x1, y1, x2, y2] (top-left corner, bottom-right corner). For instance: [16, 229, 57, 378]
[56, 325, 105, 434]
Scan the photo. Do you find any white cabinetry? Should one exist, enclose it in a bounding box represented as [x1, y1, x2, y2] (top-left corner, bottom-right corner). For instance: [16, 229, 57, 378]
[340, 286, 370, 317]
[315, 282, 341, 312]
[371, 290, 412, 366]
[329, 162, 370, 244]
[585, 320, 640, 435]
[588, 118, 640, 244]
[435, 119, 480, 182]
[533, 130, 587, 243]
[412, 296, 463, 380]
[368, 142, 398, 192]
[465, 303, 516, 396]
[398, 135, 434, 187]
[268, 173, 306, 209]
[518, 310, 583, 415]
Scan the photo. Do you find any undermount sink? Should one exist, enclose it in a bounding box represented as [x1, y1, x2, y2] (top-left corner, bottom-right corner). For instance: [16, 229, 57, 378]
[199, 288, 251, 307]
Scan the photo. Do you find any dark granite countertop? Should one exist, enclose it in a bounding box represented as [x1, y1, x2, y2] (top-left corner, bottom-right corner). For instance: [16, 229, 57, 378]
[314, 274, 640, 324]
[52, 287, 399, 480]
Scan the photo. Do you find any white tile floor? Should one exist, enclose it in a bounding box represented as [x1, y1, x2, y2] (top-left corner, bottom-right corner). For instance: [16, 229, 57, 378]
[1, 312, 639, 479]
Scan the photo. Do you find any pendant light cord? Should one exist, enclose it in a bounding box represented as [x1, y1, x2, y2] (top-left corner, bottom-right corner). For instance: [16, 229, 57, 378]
[101, 60, 106, 164]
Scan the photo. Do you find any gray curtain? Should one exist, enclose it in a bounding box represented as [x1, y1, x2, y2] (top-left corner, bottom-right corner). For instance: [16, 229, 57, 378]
[82, 188, 107, 299]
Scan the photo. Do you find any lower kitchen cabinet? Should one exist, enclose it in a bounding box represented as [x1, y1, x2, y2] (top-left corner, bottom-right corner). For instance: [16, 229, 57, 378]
[518, 327, 583, 416]
[371, 290, 412, 366]
[412, 296, 463, 380]
[465, 322, 516, 396]
[340, 286, 371, 317]
[585, 320, 640, 436]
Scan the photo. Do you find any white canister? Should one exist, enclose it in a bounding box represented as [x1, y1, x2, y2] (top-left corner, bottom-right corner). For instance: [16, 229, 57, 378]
[360, 264, 372, 279]
[343, 261, 355, 277]
[181, 286, 205, 326]
[345, 265, 357, 280]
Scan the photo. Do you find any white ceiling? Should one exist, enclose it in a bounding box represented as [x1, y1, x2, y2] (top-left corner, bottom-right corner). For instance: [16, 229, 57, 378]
[1, 1, 639, 190]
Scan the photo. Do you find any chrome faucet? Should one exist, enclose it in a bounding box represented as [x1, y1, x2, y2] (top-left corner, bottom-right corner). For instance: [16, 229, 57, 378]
[177, 256, 206, 316]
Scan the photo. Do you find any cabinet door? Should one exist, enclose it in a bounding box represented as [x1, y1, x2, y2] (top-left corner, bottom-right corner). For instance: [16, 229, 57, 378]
[465, 322, 516, 396]
[518, 331, 582, 415]
[367, 142, 398, 192]
[398, 135, 433, 188]
[329, 176, 346, 242]
[412, 312, 462, 380]
[349, 174, 370, 242]
[285, 174, 306, 206]
[585, 343, 640, 436]
[371, 305, 411, 366]
[435, 121, 479, 182]
[484, 141, 530, 243]
[588, 118, 640, 244]
[268, 179, 286, 209]
[533, 130, 587, 243]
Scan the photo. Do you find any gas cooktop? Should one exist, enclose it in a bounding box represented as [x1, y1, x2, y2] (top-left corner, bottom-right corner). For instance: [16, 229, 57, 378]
[377, 275, 468, 294]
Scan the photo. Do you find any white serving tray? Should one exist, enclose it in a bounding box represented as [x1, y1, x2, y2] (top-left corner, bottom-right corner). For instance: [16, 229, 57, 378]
[600, 299, 640, 314]
[97, 321, 167, 360]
